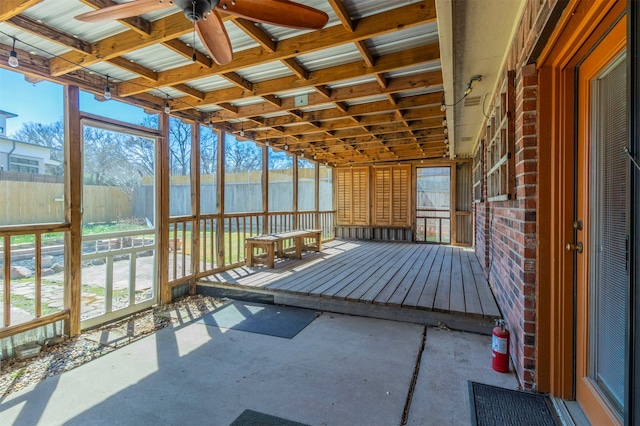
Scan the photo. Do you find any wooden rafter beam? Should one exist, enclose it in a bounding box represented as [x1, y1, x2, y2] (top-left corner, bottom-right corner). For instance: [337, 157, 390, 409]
[327, 0, 355, 31]
[6, 15, 91, 53]
[77, 0, 151, 34]
[163, 38, 212, 67]
[169, 45, 440, 111]
[0, 0, 43, 22]
[117, 1, 436, 95]
[233, 18, 277, 52]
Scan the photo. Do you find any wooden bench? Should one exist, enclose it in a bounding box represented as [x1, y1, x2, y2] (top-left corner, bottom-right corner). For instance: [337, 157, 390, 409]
[245, 229, 322, 268]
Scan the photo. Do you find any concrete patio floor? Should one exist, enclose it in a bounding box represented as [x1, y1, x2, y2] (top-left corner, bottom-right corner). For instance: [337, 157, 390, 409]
[0, 303, 518, 425]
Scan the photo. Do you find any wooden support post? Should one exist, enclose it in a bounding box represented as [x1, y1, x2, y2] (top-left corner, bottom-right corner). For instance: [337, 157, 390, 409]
[158, 112, 171, 305]
[216, 130, 225, 267]
[314, 162, 320, 229]
[262, 145, 269, 234]
[190, 122, 200, 294]
[450, 162, 457, 245]
[293, 155, 299, 228]
[63, 85, 82, 336]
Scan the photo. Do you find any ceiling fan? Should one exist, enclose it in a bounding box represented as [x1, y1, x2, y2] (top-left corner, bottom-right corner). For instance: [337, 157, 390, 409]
[75, 0, 329, 65]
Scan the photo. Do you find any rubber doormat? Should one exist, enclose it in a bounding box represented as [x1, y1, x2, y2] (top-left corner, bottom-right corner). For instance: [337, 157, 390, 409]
[195, 300, 318, 339]
[469, 382, 560, 426]
[230, 409, 308, 426]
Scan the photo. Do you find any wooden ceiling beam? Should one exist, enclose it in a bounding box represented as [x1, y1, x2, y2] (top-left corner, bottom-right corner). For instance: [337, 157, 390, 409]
[118, 1, 436, 95]
[222, 72, 254, 91]
[6, 15, 91, 53]
[0, 0, 43, 22]
[50, 12, 192, 76]
[162, 38, 212, 67]
[355, 40, 376, 67]
[169, 46, 440, 111]
[281, 58, 309, 80]
[233, 18, 277, 52]
[107, 57, 158, 81]
[327, 0, 355, 31]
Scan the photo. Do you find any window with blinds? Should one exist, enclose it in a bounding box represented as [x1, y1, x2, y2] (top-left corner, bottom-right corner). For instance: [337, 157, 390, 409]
[336, 167, 369, 225]
[373, 165, 411, 226]
[486, 71, 515, 201]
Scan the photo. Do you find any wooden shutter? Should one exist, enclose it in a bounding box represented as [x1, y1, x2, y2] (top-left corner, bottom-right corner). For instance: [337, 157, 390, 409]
[374, 168, 391, 224]
[373, 165, 410, 226]
[336, 167, 369, 225]
[392, 166, 410, 225]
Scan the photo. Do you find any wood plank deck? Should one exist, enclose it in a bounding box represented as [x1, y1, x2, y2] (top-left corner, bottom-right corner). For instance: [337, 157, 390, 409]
[198, 240, 502, 333]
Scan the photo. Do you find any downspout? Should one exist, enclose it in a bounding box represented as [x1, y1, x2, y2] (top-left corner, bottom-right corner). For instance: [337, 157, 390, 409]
[7, 139, 16, 171]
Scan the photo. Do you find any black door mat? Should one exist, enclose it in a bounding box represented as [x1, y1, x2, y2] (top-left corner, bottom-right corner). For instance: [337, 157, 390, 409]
[469, 382, 560, 426]
[230, 409, 308, 426]
[195, 300, 318, 339]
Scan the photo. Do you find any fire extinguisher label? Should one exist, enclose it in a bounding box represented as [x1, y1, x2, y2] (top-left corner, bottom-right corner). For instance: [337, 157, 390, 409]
[492, 336, 507, 354]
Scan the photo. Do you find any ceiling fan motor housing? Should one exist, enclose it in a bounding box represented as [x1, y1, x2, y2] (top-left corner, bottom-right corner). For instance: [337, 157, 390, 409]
[174, 0, 219, 22]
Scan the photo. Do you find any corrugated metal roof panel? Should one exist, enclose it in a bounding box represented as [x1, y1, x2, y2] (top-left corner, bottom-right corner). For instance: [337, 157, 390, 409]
[342, 0, 406, 19]
[386, 62, 442, 78]
[327, 76, 378, 89]
[188, 75, 236, 92]
[235, 62, 293, 83]
[231, 96, 265, 107]
[122, 44, 192, 72]
[346, 95, 390, 106]
[296, 44, 362, 72]
[367, 22, 439, 56]
[272, 87, 317, 99]
[0, 24, 69, 58]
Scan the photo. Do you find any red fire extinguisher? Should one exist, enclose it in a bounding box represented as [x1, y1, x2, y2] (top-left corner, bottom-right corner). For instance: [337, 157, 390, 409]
[492, 319, 510, 373]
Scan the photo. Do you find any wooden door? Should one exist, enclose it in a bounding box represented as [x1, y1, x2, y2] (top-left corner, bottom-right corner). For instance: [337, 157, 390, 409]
[575, 16, 628, 425]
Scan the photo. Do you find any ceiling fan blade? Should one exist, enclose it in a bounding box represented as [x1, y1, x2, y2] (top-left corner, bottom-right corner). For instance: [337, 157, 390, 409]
[216, 0, 329, 30]
[74, 0, 173, 23]
[196, 12, 233, 65]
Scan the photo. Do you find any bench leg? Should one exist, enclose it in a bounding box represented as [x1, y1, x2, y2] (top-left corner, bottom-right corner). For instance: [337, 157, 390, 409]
[247, 243, 254, 266]
[315, 233, 322, 252]
[266, 243, 274, 268]
[295, 237, 303, 259]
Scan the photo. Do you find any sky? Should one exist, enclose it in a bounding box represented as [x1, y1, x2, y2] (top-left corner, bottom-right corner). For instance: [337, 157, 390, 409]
[0, 68, 152, 137]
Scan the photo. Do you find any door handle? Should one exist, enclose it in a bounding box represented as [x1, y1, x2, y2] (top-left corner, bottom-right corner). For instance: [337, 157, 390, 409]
[565, 242, 583, 253]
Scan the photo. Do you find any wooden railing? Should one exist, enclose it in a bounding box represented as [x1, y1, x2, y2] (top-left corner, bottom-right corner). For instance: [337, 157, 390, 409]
[0, 224, 70, 335]
[415, 209, 451, 243]
[175, 211, 337, 281]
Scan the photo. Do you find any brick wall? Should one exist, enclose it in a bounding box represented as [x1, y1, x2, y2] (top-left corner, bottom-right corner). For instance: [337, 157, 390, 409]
[473, 0, 558, 390]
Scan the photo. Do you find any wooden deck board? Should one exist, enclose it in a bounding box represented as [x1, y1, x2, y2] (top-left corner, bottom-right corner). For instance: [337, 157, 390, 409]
[298, 243, 392, 295]
[449, 248, 465, 314]
[415, 246, 444, 310]
[402, 245, 438, 308]
[374, 245, 426, 305]
[355, 244, 423, 302]
[433, 247, 453, 312]
[461, 251, 483, 317]
[199, 240, 501, 321]
[331, 243, 409, 299]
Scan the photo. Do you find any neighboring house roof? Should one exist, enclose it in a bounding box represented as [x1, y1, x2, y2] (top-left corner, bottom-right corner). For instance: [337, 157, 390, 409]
[0, 137, 62, 167]
[0, 111, 18, 119]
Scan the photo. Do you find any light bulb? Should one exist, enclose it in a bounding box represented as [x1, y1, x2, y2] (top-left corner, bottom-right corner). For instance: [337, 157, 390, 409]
[440, 103, 446, 112]
[104, 85, 112, 100]
[164, 102, 171, 114]
[442, 119, 447, 127]
[265, 140, 270, 147]
[8, 51, 18, 68]
[300, 152, 304, 158]
[443, 127, 448, 135]
[284, 144, 288, 151]
[240, 129, 245, 137]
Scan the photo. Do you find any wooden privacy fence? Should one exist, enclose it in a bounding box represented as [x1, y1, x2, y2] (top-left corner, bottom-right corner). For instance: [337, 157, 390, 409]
[0, 181, 133, 225]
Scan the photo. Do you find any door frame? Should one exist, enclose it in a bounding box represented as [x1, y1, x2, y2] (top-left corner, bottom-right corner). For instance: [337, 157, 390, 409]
[536, 0, 627, 413]
[574, 17, 626, 424]
[629, 1, 640, 423]
[79, 115, 162, 329]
